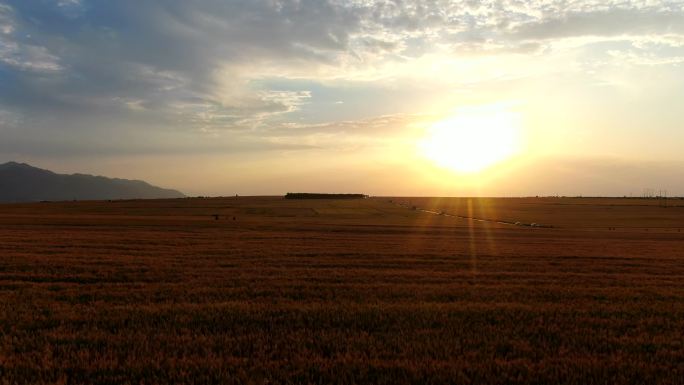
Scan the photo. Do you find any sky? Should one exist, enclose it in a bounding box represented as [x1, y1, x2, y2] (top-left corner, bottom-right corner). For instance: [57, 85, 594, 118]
[1, 0, 683, 196]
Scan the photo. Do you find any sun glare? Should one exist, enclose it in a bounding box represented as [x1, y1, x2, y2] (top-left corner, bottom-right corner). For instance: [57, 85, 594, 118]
[419, 105, 521, 173]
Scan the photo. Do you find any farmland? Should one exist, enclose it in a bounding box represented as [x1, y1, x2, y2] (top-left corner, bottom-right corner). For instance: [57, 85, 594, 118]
[1, 196, 684, 384]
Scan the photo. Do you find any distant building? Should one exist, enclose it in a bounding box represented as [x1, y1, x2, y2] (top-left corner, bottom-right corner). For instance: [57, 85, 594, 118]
[284, 193, 368, 200]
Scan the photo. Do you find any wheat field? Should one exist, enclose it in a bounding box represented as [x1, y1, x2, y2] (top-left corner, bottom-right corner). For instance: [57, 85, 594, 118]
[1, 197, 683, 384]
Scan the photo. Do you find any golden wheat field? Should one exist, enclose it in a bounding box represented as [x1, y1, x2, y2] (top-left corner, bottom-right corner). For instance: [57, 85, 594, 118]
[1, 196, 684, 384]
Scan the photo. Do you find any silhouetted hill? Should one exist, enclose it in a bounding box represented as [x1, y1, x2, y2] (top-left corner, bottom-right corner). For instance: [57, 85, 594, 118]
[0, 162, 185, 202]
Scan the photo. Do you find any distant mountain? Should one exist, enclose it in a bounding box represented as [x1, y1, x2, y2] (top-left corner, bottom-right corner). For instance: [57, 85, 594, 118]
[0, 162, 185, 203]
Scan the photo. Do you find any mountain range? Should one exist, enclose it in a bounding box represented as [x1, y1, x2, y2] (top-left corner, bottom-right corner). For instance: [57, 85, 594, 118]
[0, 162, 185, 203]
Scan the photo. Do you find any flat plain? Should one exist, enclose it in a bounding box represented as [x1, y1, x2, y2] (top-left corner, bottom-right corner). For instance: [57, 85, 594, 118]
[1, 196, 684, 384]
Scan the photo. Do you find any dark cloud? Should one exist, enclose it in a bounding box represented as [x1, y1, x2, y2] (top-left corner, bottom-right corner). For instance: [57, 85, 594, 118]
[0, 0, 364, 133]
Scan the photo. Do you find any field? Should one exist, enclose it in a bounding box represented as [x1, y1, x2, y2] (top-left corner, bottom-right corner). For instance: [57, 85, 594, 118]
[1, 196, 684, 384]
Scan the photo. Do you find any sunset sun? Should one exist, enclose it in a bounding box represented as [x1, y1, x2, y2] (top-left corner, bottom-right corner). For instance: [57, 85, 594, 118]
[419, 105, 521, 173]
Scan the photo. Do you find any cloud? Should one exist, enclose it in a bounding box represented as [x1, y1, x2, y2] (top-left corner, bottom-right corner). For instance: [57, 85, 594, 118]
[0, 0, 372, 134]
[511, 8, 684, 41]
[0, 4, 63, 72]
[1, 0, 684, 164]
[0, 40, 63, 72]
[0, 3, 14, 34]
[0, 108, 21, 129]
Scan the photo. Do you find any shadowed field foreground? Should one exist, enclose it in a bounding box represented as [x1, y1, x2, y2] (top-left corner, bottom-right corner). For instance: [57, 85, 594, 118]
[1, 197, 684, 384]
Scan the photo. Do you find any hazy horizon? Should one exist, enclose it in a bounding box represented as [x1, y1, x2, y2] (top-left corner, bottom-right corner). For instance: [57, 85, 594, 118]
[2, 1, 683, 196]
[5, 156, 682, 198]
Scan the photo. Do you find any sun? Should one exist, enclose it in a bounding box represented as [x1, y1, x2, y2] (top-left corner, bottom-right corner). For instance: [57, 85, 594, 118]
[419, 105, 522, 173]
